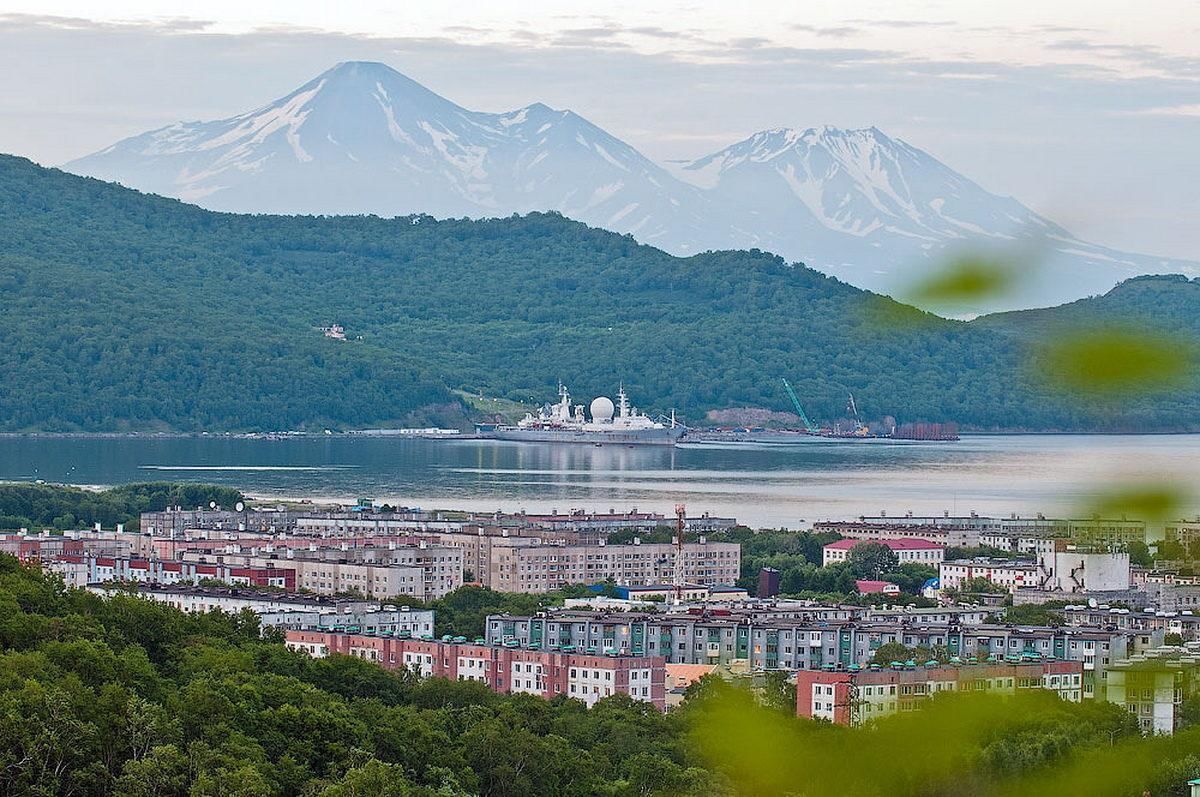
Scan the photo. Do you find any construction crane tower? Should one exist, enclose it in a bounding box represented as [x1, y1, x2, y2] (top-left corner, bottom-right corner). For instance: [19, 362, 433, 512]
[781, 378, 819, 433]
[673, 503, 687, 604]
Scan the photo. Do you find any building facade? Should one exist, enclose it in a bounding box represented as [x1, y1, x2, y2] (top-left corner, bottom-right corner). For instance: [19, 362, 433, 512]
[1106, 646, 1200, 734]
[435, 536, 740, 593]
[285, 630, 667, 710]
[822, 538, 944, 567]
[796, 660, 1084, 725]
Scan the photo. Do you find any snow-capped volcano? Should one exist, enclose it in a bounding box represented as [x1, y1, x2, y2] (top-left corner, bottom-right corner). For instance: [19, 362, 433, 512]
[68, 61, 713, 249]
[668, 125, 1194, 307]
[67, 62, 1196, 311]
[670, 126, 1062, 243]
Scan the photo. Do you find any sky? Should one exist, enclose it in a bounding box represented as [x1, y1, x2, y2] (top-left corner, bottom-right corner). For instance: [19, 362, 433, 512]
[1, 1, 1198, 258]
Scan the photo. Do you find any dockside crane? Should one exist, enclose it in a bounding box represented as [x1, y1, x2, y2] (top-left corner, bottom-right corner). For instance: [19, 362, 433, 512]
[781, 378, 820, 433]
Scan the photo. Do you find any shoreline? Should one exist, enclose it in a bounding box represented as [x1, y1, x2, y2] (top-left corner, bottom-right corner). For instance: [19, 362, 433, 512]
[2, 430, 1200, 439]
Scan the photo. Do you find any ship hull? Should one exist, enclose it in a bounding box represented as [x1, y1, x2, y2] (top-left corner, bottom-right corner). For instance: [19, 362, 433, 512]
[486, 427, 685, 446]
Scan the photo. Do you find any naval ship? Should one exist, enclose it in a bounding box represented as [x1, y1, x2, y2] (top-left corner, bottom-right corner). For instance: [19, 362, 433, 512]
[481, 385, 684, 446]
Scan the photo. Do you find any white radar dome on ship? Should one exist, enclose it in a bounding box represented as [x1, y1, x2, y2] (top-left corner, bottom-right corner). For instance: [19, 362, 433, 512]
[590, 396, 615, 422]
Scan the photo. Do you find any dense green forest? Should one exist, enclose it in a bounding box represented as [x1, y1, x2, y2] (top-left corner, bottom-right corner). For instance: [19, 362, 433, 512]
[0, 483, 244, 532]
[1, 155, 1196, 432]
[5, 554, 1200, 796]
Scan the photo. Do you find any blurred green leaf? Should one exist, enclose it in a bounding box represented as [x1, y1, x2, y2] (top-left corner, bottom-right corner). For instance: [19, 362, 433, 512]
[1082, 483, 1190, 522]
[906, 256, 1022, 308]
[1037, 327, 1196, 397]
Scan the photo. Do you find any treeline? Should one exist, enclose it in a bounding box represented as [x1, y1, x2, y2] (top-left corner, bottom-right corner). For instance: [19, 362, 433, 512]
[4, 555, 1200, 796]
[709, 528, 936, 601]
[1, 155, 1197, 432]
[0, 482, 244, 532]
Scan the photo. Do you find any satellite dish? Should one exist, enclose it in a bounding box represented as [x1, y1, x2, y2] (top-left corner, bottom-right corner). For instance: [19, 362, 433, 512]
[209, 501, 217, 509]
[1088, 598, 1098, 608]
[235, 501, 245, 512]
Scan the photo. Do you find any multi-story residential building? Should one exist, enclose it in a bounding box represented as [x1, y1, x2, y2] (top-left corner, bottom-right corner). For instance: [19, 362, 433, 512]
[434, 536, 740, 593]
[796, 660, 1084, 725]
[812, 522, 974, 548]
[140, 507, 307, 536]
[1106, 646, 1200, 734]
[260, 607, 435, 637]
[85, 583, 370, 615]
[822, 538, 943, 567]
[1062, 605, 1200, 641]
[49, 554, 295, 590]
[485, 609, 1151, 699]
[939, 558, 1038, 593]
[285, 630, 667, 710]
[1067, 519, 1147, 547]
[828, 514, 1147, 550]
[179, 542, 463, 598]
[1142, 583, 1200, 614]
[84, 582, 436, 637]
[978, 535, 1057, 555]
[1164, 519, 1200, 551]
[0, 531, 130, 562]
[293, 514, 470, 538]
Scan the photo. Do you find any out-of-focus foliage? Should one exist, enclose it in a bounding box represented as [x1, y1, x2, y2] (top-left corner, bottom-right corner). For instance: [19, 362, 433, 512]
[1037, 327, 1195, 398]
[1081, 482, 1192, 524]
[0, 482, 244, 531]
[1, 156, 1199, 432]
[685, 680, 1199, 797]
[903, 254, 1026, 310]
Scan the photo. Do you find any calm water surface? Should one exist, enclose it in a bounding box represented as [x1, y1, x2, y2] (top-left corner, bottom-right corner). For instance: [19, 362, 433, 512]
[0, 435, 1197, 528]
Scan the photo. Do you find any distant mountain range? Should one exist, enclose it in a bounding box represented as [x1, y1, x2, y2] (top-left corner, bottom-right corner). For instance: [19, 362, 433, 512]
[2, 154, 1197, 433]
[64, 61, 1196, 312]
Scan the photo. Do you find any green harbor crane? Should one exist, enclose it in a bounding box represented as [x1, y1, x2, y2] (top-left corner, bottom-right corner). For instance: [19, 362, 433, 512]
[781, 378, 819, 433]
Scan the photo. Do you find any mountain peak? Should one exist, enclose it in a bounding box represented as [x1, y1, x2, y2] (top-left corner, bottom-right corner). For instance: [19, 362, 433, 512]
[324, 60, 395, 76]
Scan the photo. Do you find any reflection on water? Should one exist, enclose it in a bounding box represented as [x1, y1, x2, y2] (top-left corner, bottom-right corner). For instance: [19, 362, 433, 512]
[0, 435, 1197, 528]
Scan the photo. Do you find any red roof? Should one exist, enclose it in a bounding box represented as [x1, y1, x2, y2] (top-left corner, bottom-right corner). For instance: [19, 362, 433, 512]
[855, 580, 900, 594]
[824, 538, 943, 551]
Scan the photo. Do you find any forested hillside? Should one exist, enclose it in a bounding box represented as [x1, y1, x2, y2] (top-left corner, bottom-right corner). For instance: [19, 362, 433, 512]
[0, 155, 1195, 432]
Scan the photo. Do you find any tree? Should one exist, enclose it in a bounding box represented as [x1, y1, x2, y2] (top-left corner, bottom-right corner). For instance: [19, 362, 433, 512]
[760, 671, 796, 715]
[317, 760, 419, 797]
[1156, 540, 1187, 561]
[1166, 632, 1185, 646]
[870, 642, 914, 666]
[1005, 603, 1066, 627]
[913, 645, 951, 665]
[1127, 540, 1154, 568]
[960, 576, 1006, 594]
[848, 543, 900, 580]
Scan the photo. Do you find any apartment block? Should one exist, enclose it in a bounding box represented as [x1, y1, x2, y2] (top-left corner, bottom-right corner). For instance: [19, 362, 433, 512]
[178, 543, 463, 599]
[435, 537, 740, 593]
[796, 660, 1084, 725]
[86, 583, 363, 615]
[1106, 646, 1200, 734]
[285, 630, 667, 710]
[485, 610, 1145, 698]
[49, 555, 295, 590]
[822, 538, 944, 567]
[939, 558, 1038, 593]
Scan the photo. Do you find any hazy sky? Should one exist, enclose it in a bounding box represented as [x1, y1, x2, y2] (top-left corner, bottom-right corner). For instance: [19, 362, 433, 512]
[1, 2, 1198, 258]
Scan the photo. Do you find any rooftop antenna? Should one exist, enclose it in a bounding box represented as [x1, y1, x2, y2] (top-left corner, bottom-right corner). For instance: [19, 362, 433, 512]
[673, 503, 686, 605]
